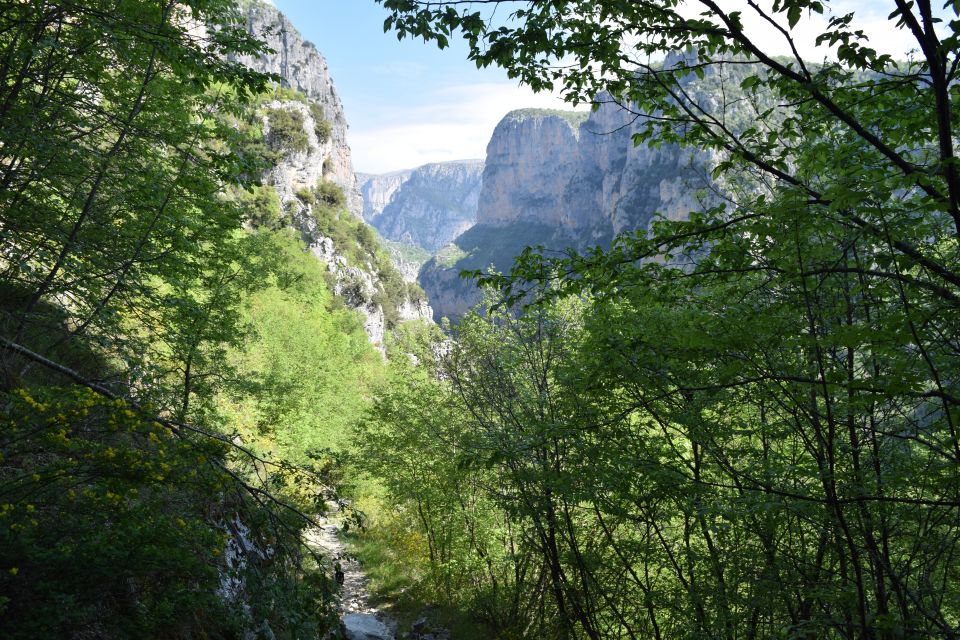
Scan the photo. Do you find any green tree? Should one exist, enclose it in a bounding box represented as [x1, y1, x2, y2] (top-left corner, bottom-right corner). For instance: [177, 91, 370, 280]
[0, 1, 341, 636]
[375, 2, 960, 638]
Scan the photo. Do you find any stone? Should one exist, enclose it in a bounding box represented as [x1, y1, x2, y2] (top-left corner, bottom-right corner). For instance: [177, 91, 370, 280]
[235, 1, 434, 348]
[419, 67, 730, 321]
[342, 613, 394, 640]
[230, 0, 361, 214]
[360, 160, 485, 253]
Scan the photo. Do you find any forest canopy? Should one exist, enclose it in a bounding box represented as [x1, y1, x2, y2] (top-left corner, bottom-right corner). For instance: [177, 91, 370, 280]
[358, 1, 960, 638]
[0, 1, 370, 637]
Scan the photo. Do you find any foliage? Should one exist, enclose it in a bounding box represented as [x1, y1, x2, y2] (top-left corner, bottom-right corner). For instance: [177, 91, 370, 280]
[310, 102, 333, 143]
[241, 184, 286, 230]
[315, 179, 348, 208]
[0, 0, 343, 635]
[0, 387, 237, 638]
[266, 107, 310, 155]
[370, 1, 960, 638]
[306, 183, 415, 329]
[357, 294, 591, 637]
[219, 229, 384, 462]
[383, 239, 433, 268]
[0, 385, 338, 639]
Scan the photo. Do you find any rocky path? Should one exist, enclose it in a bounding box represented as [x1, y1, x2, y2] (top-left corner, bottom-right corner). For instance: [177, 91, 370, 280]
[304, 520, 397, 640]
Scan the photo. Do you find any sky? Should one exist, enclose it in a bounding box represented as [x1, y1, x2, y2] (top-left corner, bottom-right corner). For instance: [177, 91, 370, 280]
[273, 0, 570, 173]
[272, 0, 941, 175]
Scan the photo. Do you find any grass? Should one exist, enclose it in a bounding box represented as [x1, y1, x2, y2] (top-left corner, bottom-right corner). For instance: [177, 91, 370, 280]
[440, 221, 559, 273]
[383, 239, 432, 267]
[432, 243, 469, 269]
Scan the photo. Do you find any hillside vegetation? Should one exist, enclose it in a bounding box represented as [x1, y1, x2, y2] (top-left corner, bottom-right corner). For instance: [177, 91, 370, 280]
[0, 2, 390, 637]
[356, 1, 960, 638]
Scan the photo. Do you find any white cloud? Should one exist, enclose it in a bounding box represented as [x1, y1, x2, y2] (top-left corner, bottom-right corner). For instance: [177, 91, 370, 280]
[350, 83, 578, 173]
[350, 1, 944, 174]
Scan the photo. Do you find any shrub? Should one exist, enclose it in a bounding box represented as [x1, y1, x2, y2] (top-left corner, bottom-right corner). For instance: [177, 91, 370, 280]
[266, 107, 309, 155]
[295, 187, 315, 205]
[314, 180, 346, 208]
[0, 387, 238, 639]
[309, 103, 333, 143]
[241, 185, 285, 230]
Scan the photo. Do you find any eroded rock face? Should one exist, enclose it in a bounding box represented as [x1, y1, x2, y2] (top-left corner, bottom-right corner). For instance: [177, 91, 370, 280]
[360, 160, 484, 253]
[478, 111, 585, 230]
[259, 99, 335, 204]
[232, 0, 361, 215]
[422, 89, 724, 322]
[357, 170, 411, 222]
[236, 1, 433, 348]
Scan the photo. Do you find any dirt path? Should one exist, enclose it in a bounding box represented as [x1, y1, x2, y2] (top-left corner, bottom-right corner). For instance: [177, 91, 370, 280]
[304, 520, 397, 640]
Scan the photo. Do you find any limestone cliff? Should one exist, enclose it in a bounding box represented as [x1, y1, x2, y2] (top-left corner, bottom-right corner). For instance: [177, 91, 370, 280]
[357, 170, 411, 222]
[422, 71, 729, 322]
[231, 0, 361, 214]
[362, 160, 484, 253]
[236, 1, 432, 347]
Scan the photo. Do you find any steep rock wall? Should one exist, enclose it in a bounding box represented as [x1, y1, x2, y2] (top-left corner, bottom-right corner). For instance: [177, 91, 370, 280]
[357, 170, 411, 222]
[232, 1, 361, 214]
[367, 160, 484, 253]
[422, 80, 725, 322]
[236, 2, 432, 347]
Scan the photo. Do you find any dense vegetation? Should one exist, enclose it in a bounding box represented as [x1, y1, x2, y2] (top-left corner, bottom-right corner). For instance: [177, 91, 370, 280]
[5, 0, 959, 638]
[0, 1, 386, 637]
[356, 1, 960, 638]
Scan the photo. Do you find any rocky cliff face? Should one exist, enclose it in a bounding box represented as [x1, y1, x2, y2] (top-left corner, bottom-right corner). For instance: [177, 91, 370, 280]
[232, 0, 361, 214]
[363, 160, 484, 253]
[236, 1, 432, 347]
[422, 75, 726, 322]
[357, 170, 411, 222]
[478, 110, 587, 232]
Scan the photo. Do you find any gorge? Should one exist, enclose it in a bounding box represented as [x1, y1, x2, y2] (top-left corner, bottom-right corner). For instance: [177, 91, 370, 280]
[2, 2, 958, 640]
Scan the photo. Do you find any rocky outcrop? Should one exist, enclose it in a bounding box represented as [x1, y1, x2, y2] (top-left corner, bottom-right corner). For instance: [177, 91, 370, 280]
[259, 99, 337, 204]
[232, 0, 361, 214]
[236, 1, 433, 348]
[360, 160, 485, 253]
[422, 69, 730, 322]
[478, 110, 586, 231]
[357, 170, 411, 222]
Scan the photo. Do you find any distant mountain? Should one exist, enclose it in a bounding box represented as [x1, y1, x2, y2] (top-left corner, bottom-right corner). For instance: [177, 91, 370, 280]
[359, 160, 485, 253]
[420, 68, 730, 322]
[357, 169, 412, 222]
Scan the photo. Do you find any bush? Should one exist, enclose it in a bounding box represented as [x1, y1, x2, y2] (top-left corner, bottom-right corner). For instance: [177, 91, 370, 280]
[309, 103, 333, 143]
[295, 187, 315, 206]
[241, 184, 285, 229]
[266, 107, 309, 155]
[0, 387, 238, 639]
[314, 180, 346, 208]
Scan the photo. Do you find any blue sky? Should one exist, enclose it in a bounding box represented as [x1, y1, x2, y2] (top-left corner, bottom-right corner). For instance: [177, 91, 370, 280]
[273, 0, 937, 174]
[273, 0, 570, 173]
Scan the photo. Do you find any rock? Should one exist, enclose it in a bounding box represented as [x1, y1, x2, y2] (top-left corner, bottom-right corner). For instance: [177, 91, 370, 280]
[477, 109, 586, 230]
[361, 160, 485, 253]
[407, 616, 450, 640]
[420, 68, 731, 321]
[342, 613, 395, 640]
[410, 617, 429, 633]
[357, 170, 412, 223]
[234, 1, 435, 348]
[231, 0, 361, 214]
